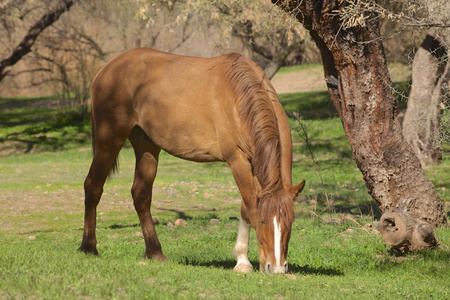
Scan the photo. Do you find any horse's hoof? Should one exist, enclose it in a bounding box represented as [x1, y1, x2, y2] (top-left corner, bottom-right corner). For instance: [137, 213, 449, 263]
[144, 251, 168, 262]
[77, 246, 99, 255]
[155, 254, 169, 262]
[233, 263, 253, 273]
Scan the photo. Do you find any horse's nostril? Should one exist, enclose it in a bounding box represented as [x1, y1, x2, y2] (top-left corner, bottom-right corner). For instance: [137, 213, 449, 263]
[266, 263, 274, 274]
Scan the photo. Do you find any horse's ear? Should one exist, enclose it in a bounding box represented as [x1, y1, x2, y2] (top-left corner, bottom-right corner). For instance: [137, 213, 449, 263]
[289, 180, 305, 201]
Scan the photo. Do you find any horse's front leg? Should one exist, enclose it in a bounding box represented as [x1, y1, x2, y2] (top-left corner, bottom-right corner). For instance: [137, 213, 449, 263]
[227, 152, 258, 273]
[233, 211, 253, 273]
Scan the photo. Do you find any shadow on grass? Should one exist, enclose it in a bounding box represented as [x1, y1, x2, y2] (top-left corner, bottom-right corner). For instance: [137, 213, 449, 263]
[333, 202, 382, 220]
[279, 91, 337, 120]
[289, 263, 344, 276]
[181, 258, 343, 276]
[155, 207, 192, 221]
[1, 99, 91, 153]
[108, 223, 140, 229]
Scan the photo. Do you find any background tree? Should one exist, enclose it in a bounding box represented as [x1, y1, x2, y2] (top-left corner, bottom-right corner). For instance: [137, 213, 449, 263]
[134, 0, 306, 78]
[0, 0, 305, 101]
[401, 1, 449, 166]
[273, 0, 447, 252]
[0, 0, 76, 82]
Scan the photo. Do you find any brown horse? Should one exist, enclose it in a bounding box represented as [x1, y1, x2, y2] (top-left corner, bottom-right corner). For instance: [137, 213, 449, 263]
[78, 48, 305, 274]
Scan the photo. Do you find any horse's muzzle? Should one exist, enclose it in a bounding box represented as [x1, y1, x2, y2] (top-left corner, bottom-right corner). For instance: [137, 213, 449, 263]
[265, 262, 288, 274]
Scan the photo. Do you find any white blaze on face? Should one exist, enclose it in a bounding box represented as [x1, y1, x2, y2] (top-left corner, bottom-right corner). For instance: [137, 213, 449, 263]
[273, 216, 281, 268]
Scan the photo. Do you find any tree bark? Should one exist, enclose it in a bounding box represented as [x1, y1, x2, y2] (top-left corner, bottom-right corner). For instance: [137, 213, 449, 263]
[403, 30, 450, 166]
[0, 0, 76, 82]
[273, 1, 447, 230]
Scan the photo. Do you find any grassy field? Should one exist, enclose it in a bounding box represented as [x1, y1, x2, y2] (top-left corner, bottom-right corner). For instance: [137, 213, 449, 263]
[0, 86, 449, 298]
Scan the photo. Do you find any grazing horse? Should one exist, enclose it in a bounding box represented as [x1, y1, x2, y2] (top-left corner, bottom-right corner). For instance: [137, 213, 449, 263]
[78, 48, 305, 274]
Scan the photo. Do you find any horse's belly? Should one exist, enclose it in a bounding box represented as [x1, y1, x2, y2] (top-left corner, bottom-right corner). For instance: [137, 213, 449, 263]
[139, 108, 226, 162]
[152, 128, 223, 162]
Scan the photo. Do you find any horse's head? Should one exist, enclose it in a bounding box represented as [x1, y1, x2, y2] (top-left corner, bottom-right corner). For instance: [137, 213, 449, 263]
[256, 181, 305, 274]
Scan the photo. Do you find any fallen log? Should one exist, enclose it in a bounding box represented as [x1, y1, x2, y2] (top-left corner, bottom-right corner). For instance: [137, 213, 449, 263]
[373, 199, 440, 254]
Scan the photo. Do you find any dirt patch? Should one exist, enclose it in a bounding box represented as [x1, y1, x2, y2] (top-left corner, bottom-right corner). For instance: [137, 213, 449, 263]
[271, 67, 328, 94]
[271, 63, 411, 94]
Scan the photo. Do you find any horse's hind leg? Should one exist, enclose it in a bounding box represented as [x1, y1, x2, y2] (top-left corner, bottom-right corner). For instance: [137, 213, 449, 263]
[78, 129, 127, 255]
[129, 127, 167, 261]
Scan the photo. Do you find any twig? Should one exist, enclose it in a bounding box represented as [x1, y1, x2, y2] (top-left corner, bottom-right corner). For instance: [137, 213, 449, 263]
[293, 112, 334, 219]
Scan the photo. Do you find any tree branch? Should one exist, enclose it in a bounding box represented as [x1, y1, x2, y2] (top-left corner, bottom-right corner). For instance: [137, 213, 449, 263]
[0, 0, 76, 82]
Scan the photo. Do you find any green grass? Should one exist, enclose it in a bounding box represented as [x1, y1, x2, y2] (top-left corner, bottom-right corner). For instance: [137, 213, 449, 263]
[0, 96, 91, 154]
[0, 91, 449, 299]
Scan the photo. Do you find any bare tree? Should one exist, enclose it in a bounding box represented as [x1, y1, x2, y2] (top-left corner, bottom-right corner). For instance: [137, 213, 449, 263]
[33, 22, 107, 114]
[273, 0, 446, 252]
[0, 0, 76, 82]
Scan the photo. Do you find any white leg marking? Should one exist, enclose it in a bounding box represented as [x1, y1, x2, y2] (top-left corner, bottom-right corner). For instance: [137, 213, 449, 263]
[273, 216, 281, 268]
[233, 218, 253, 273]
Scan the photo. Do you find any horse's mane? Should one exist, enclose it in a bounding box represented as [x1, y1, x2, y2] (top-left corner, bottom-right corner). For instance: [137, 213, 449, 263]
[225, 54, 283, 195]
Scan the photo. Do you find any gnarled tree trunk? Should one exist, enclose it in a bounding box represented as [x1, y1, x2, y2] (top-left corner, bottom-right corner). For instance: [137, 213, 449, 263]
[273, 0, 447, 252]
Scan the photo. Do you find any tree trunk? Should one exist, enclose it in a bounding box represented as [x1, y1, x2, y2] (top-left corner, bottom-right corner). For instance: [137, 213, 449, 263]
[403, 29, 450, 166]
[252, 43, 300, 79]
[273, 1, 447, 241]
[0, 0, 76, 82]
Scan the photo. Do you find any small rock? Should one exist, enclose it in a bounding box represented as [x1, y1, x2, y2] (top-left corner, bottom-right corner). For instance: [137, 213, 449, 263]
[152, 217, 159, 225]
[29, 236, 36, 240]
[167, 221, 174, 229]
[167, 187, 179, 196]
[53, 217, 59, 221]
[137, 261, 148, 266]
[346, 228, 354, 233]
[175, 218, 187, 227]
[210, 218, 220, 224]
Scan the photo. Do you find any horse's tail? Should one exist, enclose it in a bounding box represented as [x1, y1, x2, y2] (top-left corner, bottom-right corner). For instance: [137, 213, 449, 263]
[90, 92, 120, 180]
